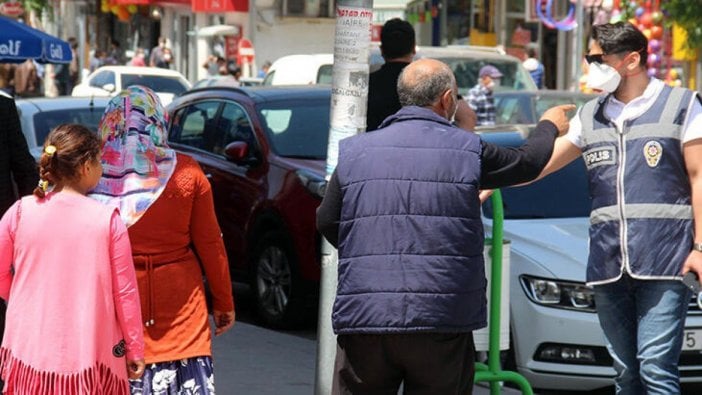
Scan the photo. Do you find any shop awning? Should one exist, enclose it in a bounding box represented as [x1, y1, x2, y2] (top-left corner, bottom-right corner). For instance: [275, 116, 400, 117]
[192, 0, 247, 13]
[111, 0, 245, 12]
[195, 24, 240, 37]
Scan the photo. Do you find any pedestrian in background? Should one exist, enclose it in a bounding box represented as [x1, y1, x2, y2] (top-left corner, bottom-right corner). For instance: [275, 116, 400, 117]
[107, 38, 126, 65]
[91, 86, 235, 394]
[0, 124, 145, 393]
[523, 47, 545, 89]
[130, 48, 147, 67]
[215, 61, 242, 87]
[317, 58, 573, 394]
[0, 65, 13, 97]
[13, 60, 41, 98]
[257, 60, 271, 78]
[150, 37, 172, 69]
[203, 55, 225, 77]
[537, 22, 702, 394]
[467, 64, 502, 126]
[90, 49, 107, 72]
[365, 18, 415, 132]
[53, 37, 78, 96]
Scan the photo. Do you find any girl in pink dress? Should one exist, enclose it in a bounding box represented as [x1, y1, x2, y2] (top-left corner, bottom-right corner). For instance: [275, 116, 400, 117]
[0, 124, 145, 394]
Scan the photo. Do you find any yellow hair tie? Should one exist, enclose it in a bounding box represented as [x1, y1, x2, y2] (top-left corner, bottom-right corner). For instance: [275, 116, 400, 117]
[44, 145, 57, 156]
[38, 179, 49, 192]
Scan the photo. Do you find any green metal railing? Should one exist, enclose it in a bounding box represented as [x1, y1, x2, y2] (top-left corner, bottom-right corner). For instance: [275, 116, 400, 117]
[474, 189, 533, 395]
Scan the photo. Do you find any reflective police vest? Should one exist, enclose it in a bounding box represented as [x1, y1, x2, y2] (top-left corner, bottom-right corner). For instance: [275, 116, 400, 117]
[579, 85, 697, 285]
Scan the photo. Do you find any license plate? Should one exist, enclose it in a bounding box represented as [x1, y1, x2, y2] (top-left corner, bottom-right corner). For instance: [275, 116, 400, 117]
[683, 329, 702, 350]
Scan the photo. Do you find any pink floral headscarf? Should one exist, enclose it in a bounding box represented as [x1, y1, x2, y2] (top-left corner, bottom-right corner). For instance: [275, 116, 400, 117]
[90, 85, 177, 227]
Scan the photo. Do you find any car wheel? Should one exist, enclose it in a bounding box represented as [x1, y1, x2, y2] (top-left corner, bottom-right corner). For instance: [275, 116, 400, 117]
[252, 231, 310, 328]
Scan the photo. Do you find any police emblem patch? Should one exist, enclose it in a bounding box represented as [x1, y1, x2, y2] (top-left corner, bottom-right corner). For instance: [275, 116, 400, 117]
[643, 141, 662, 168]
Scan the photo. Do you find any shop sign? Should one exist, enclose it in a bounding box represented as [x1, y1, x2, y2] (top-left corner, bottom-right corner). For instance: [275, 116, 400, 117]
[0, 1, 24, 17]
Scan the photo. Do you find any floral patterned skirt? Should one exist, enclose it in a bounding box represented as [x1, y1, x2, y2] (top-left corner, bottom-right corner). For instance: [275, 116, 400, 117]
[130, 356, 215, 395]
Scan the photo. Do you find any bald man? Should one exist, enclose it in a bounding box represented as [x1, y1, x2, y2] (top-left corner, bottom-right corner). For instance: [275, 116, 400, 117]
[317, 59, 574, 394]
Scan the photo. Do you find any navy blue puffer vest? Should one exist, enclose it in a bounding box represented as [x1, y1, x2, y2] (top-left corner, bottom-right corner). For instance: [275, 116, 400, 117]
[332, 106, 486, 334]
[579, 85, 696, 284]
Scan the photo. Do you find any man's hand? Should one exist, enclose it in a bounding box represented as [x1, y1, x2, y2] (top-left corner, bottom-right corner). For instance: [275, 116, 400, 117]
[682, 251, 702, 289]
[213, 309, 236, 336]
[539, 104, 576, 137]
[454, 99, 477, 132]
[126, 359, 145, 380]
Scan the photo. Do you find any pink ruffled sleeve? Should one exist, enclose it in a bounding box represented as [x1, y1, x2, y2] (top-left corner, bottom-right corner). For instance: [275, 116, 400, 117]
[0, 201, 19, 301]
[109, 210, 144, 360]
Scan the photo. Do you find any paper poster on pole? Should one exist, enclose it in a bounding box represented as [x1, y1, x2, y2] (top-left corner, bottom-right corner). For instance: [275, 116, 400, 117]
[325, 5, 373, 176]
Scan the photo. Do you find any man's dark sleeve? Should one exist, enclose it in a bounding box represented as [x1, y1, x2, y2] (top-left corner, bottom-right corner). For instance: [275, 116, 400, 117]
[4, 97, 38, 196]
[480, 120, 559, 189]
[316, 170, 342, 248]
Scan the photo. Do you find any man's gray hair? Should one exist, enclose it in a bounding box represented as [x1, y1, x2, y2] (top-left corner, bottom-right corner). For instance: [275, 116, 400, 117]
[397, 63, 455, 107]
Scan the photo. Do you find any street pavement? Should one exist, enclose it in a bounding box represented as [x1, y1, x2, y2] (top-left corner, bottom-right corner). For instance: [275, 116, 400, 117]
[211, 321, 522, 394]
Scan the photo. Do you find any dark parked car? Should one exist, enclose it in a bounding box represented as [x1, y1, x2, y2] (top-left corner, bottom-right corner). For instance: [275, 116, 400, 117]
[493, 90, 598, 125]
[167, 85, 330, 327]
[15, 96, 110, 160]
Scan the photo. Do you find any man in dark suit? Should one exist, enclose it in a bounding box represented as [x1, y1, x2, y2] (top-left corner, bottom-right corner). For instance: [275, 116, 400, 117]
[0, 93, 38, 357]
[0, 93, 37, 216]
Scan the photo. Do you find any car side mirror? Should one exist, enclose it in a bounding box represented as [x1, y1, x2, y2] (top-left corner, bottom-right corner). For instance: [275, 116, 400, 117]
[224, 141, 249, 163]
[102, 83, 116, 92]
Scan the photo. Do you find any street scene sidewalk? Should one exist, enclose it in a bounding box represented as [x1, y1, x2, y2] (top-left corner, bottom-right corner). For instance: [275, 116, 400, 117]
[212, 322, 522, 394]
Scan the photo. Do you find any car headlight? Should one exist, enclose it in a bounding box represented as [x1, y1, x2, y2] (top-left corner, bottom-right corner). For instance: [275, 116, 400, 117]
[520, 275, 596, 312]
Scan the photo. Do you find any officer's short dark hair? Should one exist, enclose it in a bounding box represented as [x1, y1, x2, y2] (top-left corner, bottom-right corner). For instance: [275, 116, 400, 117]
[381, 18, 415, 60]
[591, 22, 648, 67]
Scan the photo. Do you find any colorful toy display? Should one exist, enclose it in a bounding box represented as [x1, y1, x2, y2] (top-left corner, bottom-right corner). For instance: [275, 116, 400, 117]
[611, 0, 682, 86]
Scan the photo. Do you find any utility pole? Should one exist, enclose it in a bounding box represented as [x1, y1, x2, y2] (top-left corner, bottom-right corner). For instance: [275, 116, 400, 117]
[314, 0, 373, 393]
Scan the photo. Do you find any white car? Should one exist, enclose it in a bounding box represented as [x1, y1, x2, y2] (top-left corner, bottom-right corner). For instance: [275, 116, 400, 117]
[479, 128, 702, 391]
[72, 66, 191, 106]
[262, 54, 333, 86]
[263, 46, 536, 95]
[15, 96, 111, 160]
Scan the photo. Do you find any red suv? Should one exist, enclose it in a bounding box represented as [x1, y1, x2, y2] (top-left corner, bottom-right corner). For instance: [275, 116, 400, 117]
[167, 86, 330, 327]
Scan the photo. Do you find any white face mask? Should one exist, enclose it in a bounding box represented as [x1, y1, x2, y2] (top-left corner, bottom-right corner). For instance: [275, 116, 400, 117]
[586, 62, 621, 93]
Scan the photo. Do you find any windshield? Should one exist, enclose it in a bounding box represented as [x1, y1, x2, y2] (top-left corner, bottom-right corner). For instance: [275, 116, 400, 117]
[121, 74, 188, 95]
[441, 58, 537, 96]
[257, 98, 330, 159]
[533, 95, 595, 119]
[495, 93, 597, 125]
[32, 107, 106, 147]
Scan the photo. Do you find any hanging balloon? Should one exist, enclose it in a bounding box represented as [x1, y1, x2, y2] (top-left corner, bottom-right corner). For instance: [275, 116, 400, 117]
[100, 0, 109, 13]
[642, 28, 652, 40]
[117, 6, 130, 21]
[640, 12, 653, 28]
[635, 6, 645, 17]
[651, 11, 663, 24]
[110, 4, 120, 14]
[648, 39, 661, 53]
[650, 25, 663, 40]
[647, 53, 660, 67]
[647, 67, 657, 77]
[127, 4, 137, 13]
